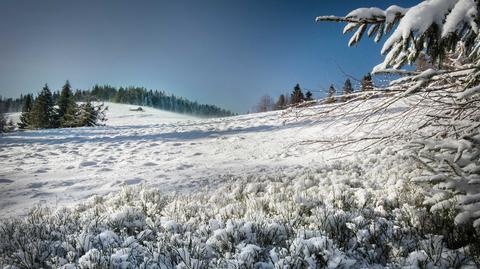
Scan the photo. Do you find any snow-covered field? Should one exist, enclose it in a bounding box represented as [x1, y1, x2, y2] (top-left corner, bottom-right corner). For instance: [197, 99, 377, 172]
[0, 100, 414, 217]
[1, 99, 478, 268]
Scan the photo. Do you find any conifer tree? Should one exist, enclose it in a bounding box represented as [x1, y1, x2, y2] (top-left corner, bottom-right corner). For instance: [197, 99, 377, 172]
[275, 94, 286, 110]
[78, 101, 107, 127]
[342, 79, 353, 102]
[29, 84, 56, 129]
[0, 111, 6, 133]
[57, 80, 78, 127]
[317, 1, 480, 231]
[18, 94, 33, 129]
[360, 73, 373, 92]
[326, 84, 336, 104]
[305, 91, 313, 101]
[291, 84, 305, 104]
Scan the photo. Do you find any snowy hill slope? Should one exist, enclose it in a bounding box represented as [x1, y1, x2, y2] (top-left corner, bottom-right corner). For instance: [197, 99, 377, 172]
[4, 102, 197, 127]
[2, 98, 479, 268]
[0, 98, 420, 217]
[101, 102, 198, 126]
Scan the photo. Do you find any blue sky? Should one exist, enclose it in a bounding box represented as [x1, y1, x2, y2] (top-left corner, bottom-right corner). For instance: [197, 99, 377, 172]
[0, 0, 418, 113]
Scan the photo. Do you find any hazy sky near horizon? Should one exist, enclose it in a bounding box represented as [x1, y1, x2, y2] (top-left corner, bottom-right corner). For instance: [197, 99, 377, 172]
[0, 0, 418, 113]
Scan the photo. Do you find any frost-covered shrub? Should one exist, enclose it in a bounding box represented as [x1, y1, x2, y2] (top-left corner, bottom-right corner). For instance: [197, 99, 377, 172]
[316, 0, 480, 244]
[1, 147, 479, 268]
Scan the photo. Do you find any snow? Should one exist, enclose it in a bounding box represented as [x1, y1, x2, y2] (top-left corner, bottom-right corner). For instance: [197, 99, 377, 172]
[385, 5, 409, 24]
[458, 84, 480, 99]
[0, 99, 422, 217]
[1, 97, 479, 267]
[442, 0, 478, 37]
[101, 102, 197, 126]
[346, 7, 385, 20]
[382, 0, 457, 55]
[4, 112, 20, 124]
[344, 5, 408, 23]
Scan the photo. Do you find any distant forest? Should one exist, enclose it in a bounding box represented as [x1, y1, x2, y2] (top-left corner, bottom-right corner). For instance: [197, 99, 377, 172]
[0, 85, 234, 117]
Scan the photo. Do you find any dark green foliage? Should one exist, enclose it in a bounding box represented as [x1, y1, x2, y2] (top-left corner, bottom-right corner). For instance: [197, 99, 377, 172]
[316, 2, 480, 69]
[275, 94, 286, 110]
[342, 79, 353, 101]
[0, 111, 6, 133]
[0, 99, 8, 133]
[1, 84, 234, 118]
[291, 84, 305, 105]
[3, 81, 232, 130]
[326, 84, 336, 103]
[305, 91, 313, 101]
[0, 95, 25, 113]
[57, 80, 78, 127]
[60, 104, 79, 128]
[361, 73, 374, 92]
[77, 101, 107, 127]
[86, 85, 233, 117]
[29, 84, 56, 129]
[18, 94, 33, 129]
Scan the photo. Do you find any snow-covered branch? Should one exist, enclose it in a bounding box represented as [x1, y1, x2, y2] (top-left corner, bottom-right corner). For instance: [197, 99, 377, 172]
[317, 0, 480, 72]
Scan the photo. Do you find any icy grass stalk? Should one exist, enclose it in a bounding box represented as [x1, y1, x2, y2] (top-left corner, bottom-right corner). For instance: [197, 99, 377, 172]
[0, 146, 479, 268]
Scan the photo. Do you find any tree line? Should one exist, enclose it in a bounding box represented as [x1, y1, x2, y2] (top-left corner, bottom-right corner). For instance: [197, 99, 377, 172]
[254, 73, 374, 113]
[79, 85, 234, 117]
[14, 81, 107, 130]
[0, 84, 234, 118]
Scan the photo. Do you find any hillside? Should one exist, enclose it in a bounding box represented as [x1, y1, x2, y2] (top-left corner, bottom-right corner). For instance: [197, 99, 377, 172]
[98, 102, 198, 126]
[0, 97, 478, 268]
[1, 0, 480, 268]
[0, 98, 412, 216]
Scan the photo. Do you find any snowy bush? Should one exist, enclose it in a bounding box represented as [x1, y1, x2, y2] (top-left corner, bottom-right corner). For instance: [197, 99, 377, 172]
[1, 145, 479, 268]
[316, 0, 480, 246]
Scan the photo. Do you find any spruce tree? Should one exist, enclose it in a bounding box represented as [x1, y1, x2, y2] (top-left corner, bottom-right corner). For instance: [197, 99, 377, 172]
[57, 80, 78, 127]
[291, 84, 305, 104]
[30, 84, 56, 129]
[18, 94, 33, 129]
[275, 94, 286, 110]
[360, 74, 373, 92]
[78, 101, 107, 127]
[305, 91, 313, 101]
[326, 84, 336, 103]
[0, 111, 6, 133]
[342, 79, 353, 102]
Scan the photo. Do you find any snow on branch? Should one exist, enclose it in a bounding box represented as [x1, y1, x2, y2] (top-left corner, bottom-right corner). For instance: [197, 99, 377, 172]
[317, 0, 480, 72]
[313, 1, 480, 231]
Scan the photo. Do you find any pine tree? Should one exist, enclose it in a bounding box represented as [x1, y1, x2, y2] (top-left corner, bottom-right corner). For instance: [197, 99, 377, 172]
[316, 1, 479, 71]
[360, 73, 373, 92]
[317, 1, 480, 231]
[18, 94, 33, 129]
[57, 80, 78, 127]
[275, 94, 286, 110]
[326, 84, 336, 104]
[29, 84, 56, 129]
[78, 101, 107, 127]
[342, 79, 353, 102]
[305, 91, 313, 101]
[0, 111, 6, 133]
[291, 84, 305, 105]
